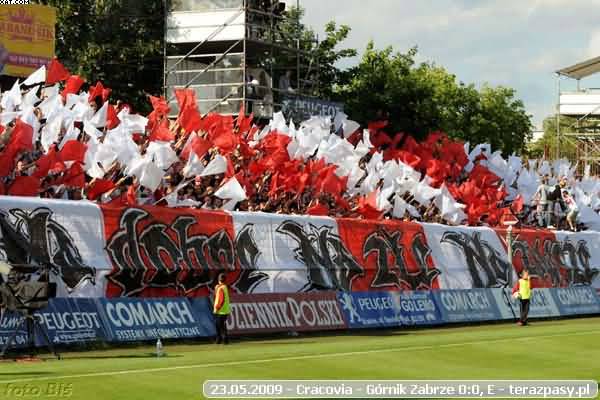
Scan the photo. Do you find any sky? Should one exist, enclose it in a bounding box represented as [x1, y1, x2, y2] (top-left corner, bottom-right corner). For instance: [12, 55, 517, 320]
[287, 0, 600, 131]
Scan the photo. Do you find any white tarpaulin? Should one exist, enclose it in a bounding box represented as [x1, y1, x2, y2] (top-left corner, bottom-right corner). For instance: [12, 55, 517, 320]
[0, 196, 110, 297]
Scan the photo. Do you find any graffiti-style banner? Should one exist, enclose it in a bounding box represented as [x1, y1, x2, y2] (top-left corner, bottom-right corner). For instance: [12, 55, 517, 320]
[0, 197, 598, 299]
[0, 196, 110, 297]
[102, 205, 237, 298]
[336, 219, 440, 292]
[226, 292, 347, 334]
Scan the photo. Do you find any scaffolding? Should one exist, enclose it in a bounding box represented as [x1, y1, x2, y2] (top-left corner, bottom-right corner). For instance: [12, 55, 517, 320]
[164, 0, 320, 120]
[556, 56, 600, 174]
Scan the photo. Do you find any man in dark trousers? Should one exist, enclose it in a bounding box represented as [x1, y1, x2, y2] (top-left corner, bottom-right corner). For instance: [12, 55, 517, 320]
[512, 269, 532, 326]
[213, 273, 230, 344]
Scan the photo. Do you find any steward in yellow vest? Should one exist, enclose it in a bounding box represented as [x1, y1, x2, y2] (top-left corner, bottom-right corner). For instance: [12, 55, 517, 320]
[213, 273, 231, 344]
[511, 269, 532, 325]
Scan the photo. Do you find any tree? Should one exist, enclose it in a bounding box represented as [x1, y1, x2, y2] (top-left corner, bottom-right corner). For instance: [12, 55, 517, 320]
[34, 0, 166, 113]
[338, 42, 533, 154]
[275, 6, 357, 99]
[529, 116, 577, 160]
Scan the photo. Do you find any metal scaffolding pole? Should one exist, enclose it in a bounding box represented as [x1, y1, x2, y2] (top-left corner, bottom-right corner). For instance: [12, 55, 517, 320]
[556, 73, 561, 160]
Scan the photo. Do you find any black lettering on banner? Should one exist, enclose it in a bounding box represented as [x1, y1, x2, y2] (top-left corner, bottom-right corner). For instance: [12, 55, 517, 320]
[233, 224, 268, 293]
[276, 220, 364, 291]
[513, 238, 599, 286]
[106, 208, 236, 296]
[106, 209, 271, 296]
[363, 229, 439, 290]
[441, 231, 512, 288]
[0, 207, 95, 291]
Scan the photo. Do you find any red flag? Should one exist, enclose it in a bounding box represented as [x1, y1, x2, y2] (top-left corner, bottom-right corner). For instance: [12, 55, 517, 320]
[61, 75, 85, 98]
[61, 162, 86, 189]
[149, 119, 174, 142]
[388, 149, 421, 168]
[474, 152, 487, 163]
[88, 81, 105, 102]
[179, 105, 202, 134]
[102, 88, 111, 102]
[33, 145, 65, 178]
[307, 200, 329, 216]
[212, 129, 238, 154]
[104, 191, 125, 206]
[174, 89, 197, 111]
[511, 194, 524, 214]
[225, 156, 235, 178]
[0, 154, 13, 178]
[8, 119, 34, 153]
[87, 179, 116, 201]
[149, 95, 170, 116]
[106, 104, 120, 129]
[236, 105, 254, 134]
[357, 191, 383, 220]
[88, 81, 112, 103]
[126, 185, 138, 206]
[318, 168, 347, 199]
[8, 176, 40, 197]
[59, 140, 87, 163]
[181, 135, 212, 160]
[425, 159, 451, 187]
[269, 172, 279, 198]
[46, 58, 70, 84]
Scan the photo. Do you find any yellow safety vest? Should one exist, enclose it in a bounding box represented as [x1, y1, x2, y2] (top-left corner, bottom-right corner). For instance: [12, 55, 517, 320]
[214, 284, 230, 315]
[519, 278, 531, 300]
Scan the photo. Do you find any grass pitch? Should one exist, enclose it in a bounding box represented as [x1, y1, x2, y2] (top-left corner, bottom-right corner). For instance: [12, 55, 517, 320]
[0, 317, 598, 399]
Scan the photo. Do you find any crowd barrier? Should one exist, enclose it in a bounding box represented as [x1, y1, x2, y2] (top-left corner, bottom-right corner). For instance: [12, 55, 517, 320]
[1, 289, 599, 348]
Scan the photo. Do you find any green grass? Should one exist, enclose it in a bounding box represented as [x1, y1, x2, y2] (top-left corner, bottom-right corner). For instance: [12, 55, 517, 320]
[0, 318, 598, 399]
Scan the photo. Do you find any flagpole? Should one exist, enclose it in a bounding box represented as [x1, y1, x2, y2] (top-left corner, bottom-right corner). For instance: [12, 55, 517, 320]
[152, 177, 194, 205]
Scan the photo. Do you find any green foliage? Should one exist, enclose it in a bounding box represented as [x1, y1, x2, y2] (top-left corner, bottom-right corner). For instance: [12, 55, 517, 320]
[33, 0, 166, 113]
[274, 7, 357, 99]
[338, 42, 533, 155]
[529, 116, 577, 160]
[32, 1, 532, 154]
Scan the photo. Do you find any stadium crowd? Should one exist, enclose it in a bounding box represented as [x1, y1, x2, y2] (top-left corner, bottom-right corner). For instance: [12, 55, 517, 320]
[0, 59, 598, 231]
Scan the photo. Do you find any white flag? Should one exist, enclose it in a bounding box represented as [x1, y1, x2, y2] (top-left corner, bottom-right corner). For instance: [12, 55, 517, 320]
[1, 80, 21, 111]
[23, 65, 46, 86]
[40, 113, 63, 152]
[215, 177, 246, 201]
[83, 120, 103, 139]
[392, 195, 408, 218]
[89, 101, 108, 128]
[139, 160, 164, 192]
[146, 141, 178, 170]
[59, 123, 81, 149]
[200, 154, 227, 177]
[22, 86, 40, 108]
[182, 152, 205, 178]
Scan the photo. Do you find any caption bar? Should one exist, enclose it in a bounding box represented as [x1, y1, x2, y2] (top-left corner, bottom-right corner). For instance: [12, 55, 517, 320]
[203, 380, 598, 398]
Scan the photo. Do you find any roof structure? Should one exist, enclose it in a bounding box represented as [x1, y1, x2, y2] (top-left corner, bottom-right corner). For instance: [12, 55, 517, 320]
[556, 55, 600, 80]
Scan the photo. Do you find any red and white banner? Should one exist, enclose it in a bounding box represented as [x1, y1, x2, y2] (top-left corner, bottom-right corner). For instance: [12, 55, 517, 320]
[102, 205, 236, 298]
[422, 223, 516, 289]
[226, 292, 347, 334]
[336, 218, 440, 291]
[0, 197, 598, 298]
